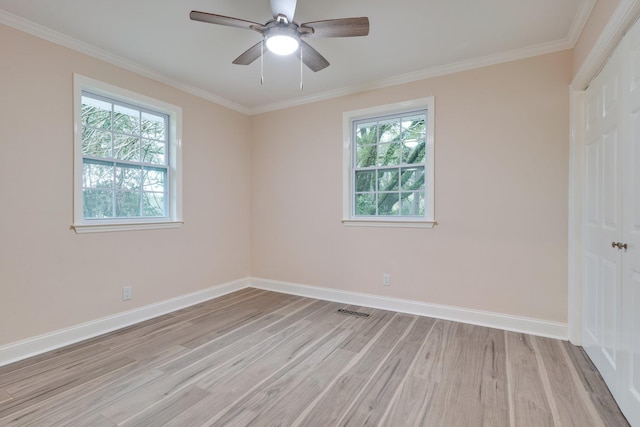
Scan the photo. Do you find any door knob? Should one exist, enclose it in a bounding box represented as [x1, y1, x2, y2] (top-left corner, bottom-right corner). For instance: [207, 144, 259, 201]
[611, 241, 628, 251]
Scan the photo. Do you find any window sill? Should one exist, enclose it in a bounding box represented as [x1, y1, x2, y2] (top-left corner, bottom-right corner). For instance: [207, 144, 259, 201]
[341, 219, 436, 229]
[71, 221, 184, 234]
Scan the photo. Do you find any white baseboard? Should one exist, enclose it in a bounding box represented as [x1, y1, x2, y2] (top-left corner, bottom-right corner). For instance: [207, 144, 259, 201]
[0, 276, 568, 367]
[0, 278, 249, 367]
[250, 277, 568, 340]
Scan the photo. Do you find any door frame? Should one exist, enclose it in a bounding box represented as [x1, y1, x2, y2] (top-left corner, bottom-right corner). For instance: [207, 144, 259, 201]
[569, 0, 640, 345]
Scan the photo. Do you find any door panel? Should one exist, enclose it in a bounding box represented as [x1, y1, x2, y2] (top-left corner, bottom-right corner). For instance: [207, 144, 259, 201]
[603, 128, 619, 230]
[583, 35, 624, 407]
[584, 18, 640, 426]
[621, 22, 640, 423]
[602, 257, 619, 368]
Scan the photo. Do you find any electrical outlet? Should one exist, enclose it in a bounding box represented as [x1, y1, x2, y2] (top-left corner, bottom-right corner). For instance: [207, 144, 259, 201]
[383, 274, 391, 286]
[122, 286, 132, 301]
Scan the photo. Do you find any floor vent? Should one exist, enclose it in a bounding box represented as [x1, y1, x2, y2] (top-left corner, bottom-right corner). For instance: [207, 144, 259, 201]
[337, 309, 370, 318]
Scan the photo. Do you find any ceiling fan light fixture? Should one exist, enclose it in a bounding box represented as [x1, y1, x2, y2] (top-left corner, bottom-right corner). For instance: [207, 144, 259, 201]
[265, 27, 299, 55]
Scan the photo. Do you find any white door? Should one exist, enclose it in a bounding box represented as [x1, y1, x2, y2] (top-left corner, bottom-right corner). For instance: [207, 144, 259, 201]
[619, 19, 640, 425]
[583, 18, 640, 426]
[583, 41, 624, 396]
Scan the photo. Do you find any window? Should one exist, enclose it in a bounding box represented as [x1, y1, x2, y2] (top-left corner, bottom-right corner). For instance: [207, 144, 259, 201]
[73, 75, 182, 233]
[342, 98, 435, 228]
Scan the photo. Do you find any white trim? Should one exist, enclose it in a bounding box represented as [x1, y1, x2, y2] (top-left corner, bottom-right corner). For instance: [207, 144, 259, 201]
[571, 0, 640, 90]
[568, 0, 598, 47]
[0, 10, 250, 115]
[249, 40, 583, 115]
[341, 219, 436, 229]
[568, 0, 640, 344]
[71, 221, 184, 234]
[0, 276, 569, 367]
[0, 278, 249, 367]
[250, 278, 568, 340]
[568, 89, 585, 345]
[342, 97, 435, 225]
[73, 74, 183, 232]
[0, 5, 595, 117]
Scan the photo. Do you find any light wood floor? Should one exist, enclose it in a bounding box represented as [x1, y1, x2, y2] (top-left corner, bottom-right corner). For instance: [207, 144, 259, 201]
[0, 288, 630, 426]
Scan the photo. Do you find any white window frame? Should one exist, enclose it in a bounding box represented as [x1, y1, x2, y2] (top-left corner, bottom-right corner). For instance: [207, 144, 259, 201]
[72, 74, 183, 233]
[342, 97, 435, 228]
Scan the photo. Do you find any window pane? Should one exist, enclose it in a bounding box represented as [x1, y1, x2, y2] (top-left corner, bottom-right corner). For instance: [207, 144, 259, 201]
[142, 112, 166, 140]
[143, 192, 165, 216]
[113, 104, 140, 135]
[400, 167, 425, 191]
[378, 192, 400, 215]
[356, 145, 377, 168]
[349, 107, 429, 219]
[141, 139, 166, 165]
[83, 189, 113, 218]
[82, 128, 112, 157]
[355, 193, 376, 216]
[401, 192, 425, 216]
[116, 191, 141, 217]
[378, 169, 399, 191]
[113, 135, 140, 161]
[401, 115, 426, 140]
[402, 140, 426, 164]
[377, 143, 401, 166]
[116, 165, 142, 190]
[356, 122, 377, 146]
[83, 161, 113, 189]
[355, 171, 376, 192]
[82, 96, 111, 130]
[379, 119, 401, 143]
[143, 168, 166, 192]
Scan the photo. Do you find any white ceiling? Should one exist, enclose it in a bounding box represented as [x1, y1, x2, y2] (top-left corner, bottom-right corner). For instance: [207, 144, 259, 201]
[0, 0, 593, 114]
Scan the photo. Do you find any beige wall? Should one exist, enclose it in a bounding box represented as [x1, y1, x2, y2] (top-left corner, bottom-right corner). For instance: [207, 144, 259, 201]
[0, 17, 583, 348]
[0, 24, 251, 346]
[251, 51, 573, 323]
[574, 0, 621, 76]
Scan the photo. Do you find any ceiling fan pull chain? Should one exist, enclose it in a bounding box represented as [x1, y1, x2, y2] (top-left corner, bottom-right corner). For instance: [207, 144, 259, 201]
[261, 40, 264, 85]
[300, 46, 304, 91]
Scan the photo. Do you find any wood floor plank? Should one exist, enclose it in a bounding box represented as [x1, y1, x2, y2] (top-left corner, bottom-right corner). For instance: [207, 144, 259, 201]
[161, 311, 353, 425]
[10, 347, 192, 426]
[295, 313, 413, 426]
[505, 332, 554, 427]
[163, 299, 338, 380]
[380, 319, 453, 426]
[419, 324, 509, 427]
[534, 336, 606, 427]
[0, 356, 136, 422]
[338, 323, 423, 425]
[0, 289, 630, 426]
[211, 328, 354, 426]
[562, 341, 631, 427]
[0, 390, 12, 405]
[119, 385, 210, 427]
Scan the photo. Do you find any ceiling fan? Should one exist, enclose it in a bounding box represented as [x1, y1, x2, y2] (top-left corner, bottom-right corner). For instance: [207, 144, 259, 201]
[190, 0, 369, 72]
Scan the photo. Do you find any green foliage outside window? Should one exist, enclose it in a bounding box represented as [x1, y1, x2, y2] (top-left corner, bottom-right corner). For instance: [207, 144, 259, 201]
[81, 93, 168, 219]
[354, 112, 427, 216]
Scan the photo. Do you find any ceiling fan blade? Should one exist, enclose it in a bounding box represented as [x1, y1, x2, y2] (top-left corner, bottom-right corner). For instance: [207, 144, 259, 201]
[301, 17, 369, 38]
[270, 0, 297, 22]
[232, 41, 264, 66]
[190, 11, 264, 31]
[297, 41, 330, 72]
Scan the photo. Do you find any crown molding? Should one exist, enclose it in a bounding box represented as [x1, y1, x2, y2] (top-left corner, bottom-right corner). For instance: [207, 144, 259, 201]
[572, 0, 640, 89]
[0, 10, 251, 115]
[249, 37, 577, 115]
[568, 0, 597, 46]
[1, 1, 596, 117]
